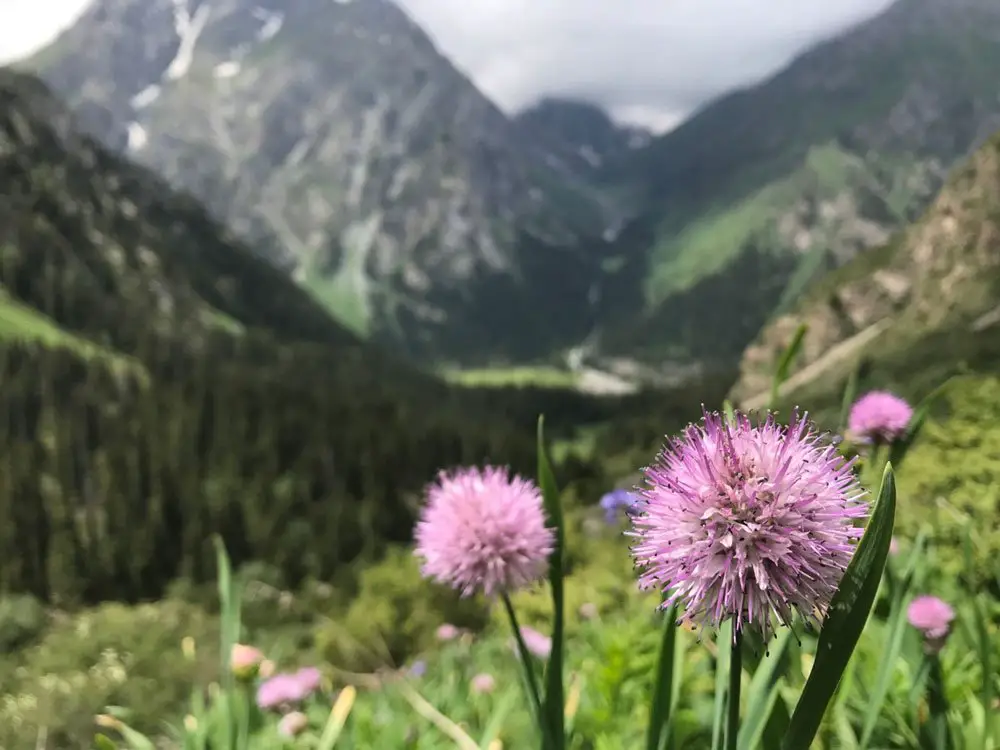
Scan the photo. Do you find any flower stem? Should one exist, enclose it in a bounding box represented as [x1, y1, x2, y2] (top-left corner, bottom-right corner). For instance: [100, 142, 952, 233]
[726, 630, 743, 750]
[501, 592, 553, 748]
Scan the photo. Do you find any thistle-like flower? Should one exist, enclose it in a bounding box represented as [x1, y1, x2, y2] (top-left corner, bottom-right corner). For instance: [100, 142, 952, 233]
[907, 595, 955, 653]
[848, 391, 913, 444]
[414, 466, 555, 597]
[629, 409, 869, 640]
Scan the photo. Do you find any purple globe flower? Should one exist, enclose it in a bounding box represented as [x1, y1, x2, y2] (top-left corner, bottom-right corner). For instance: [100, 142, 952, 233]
[848, 391, 913, 444]
[629, 409, 869, 640]
[255, 668, 322, 710]
[414, 466, 555, 597]
[600, 489, 639, 524]
[907, 595, 955, 653]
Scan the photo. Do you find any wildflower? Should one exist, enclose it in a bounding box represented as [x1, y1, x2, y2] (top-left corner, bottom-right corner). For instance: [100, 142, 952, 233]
[907, 595, 955, 653]
[512, 625, 552, 659]
[630, 409, 868, 640]
[278, 711, 309, 738]
[436, 623, 461, 642]
[408, 660, 427, 678]
[414, 466, 555, 597]
[848, 391, 913, 444]
[230, 644, 264, 680]
[256, 669, 320, 710]
[578, 602, 598, 620]
[889, 537, 900, 556]
[471, 673, 496, 694]
[599, 489, 638, 524]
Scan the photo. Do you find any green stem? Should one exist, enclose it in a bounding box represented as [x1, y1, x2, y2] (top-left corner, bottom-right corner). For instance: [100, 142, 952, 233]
[502, 593, 553, 748]
[726, 630, 743, 750]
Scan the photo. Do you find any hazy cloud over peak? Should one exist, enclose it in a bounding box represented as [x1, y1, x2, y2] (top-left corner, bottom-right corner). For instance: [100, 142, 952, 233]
[396, 0, 896, 130]
[0, 0, 896, 131]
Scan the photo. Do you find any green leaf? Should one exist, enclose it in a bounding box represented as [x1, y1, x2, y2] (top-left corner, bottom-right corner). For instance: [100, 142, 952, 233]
[769, 323, 808, 411]
[94, 735, 118, 750]
[538, 414, 566, 749]
[781, 462, 897, 750]
[888, 379, 951, 468]
[711, 619, 734, 750]
[858, 530, 927, 749]
[646, 603, 680, 750]
[738, 629, 794, 750]
[838, 364, 860, 433]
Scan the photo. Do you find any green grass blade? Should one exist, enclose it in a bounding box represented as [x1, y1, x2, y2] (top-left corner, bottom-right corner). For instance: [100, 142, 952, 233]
[738, 628, 794, 750]
[538, 415, 566, 749]
[781, 462, 896, 750]
[838, 365, 860, 433]
[94, 735, 118, 750]
[858, 531, 927, 749]
[723, 400, 737, 424]
[711, 619, 734, 750]
[646, 603, 680, 750]
[769, 323, 808, 410]
[888, 379, 950, 468]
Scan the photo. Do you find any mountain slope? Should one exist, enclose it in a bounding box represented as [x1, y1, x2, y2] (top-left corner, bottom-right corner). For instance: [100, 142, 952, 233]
[594, 0, 1000, 366]
[730, 123, 1000, 407]
[24, 0, 619, 361]
[0, 68, 578, 602]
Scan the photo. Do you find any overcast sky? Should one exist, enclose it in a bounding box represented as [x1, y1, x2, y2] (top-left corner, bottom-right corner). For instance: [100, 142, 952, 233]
[0, 0, 895, 131]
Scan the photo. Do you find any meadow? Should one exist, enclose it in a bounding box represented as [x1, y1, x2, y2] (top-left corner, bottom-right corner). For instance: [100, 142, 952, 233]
[1, 334, 999, 750]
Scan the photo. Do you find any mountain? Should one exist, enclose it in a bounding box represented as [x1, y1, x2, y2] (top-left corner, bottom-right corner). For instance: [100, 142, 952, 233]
[0, 67, 609, 602]
[513, 97, 652, 188]
[23, 0, 622, 362]
[729, 123, 1000, 408]
[591, 0, 1000, 368]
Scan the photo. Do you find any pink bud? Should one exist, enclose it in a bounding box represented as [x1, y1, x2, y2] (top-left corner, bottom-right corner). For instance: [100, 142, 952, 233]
[278, 711, 309, 737]
[230, 644, 265, 680]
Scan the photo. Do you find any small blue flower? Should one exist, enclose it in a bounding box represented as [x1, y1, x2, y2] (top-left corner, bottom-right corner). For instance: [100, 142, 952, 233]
[599, 489, 638, 524]
[408, 660, 427, 677]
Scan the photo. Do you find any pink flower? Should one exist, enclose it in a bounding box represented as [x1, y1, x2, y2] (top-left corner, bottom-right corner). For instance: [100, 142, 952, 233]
[278, 711, 309, 738]
[889, 537, 900, 556]
[907, 595, 955, 653]
[255, 668, 321, 710]
[230, 644, 264, 680]
[470, 673, 496, 694]
[436, 623, 461, 641]
[512, 625, 552, 659]
[848, 391, 913, 444]
[414, 466, 555, 597]
[630, 409, 868, 640]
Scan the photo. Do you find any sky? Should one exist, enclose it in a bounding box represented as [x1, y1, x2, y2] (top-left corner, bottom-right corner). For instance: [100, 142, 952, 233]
[0, 0, 896, 132]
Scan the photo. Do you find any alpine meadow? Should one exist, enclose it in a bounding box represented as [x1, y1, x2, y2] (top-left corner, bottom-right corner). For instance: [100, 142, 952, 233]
[0, 0, 998, 748]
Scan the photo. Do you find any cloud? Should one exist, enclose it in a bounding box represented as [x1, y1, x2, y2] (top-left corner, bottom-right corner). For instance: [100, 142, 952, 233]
[395, 0, 896, 130]
[0, 0, 93, 63]
[0, 0, 896, 131]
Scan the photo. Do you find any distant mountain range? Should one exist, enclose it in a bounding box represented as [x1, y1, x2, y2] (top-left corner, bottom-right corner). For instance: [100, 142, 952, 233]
[17, 0, 1000, 373]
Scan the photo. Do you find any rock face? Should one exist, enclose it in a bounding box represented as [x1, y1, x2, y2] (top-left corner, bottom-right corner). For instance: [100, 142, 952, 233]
[730, 128, 1000, 405]
[28, 0, 620, 359]
[591, 0, 1000, 367]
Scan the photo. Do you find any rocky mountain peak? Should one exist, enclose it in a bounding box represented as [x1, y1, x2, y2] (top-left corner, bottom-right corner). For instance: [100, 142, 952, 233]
[29, 0, 620, 356]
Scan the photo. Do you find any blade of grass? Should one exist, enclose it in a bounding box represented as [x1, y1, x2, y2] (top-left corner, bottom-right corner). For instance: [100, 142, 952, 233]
[769, 323, 808, 410]
[538, 415, 566, 748]
[858, 530, 927, 748]
[711, 619, 734, 750]
[316, 685, 358, 750]
[838, 364, 860, 433]
[781, 463, 896, 750]
[738, 628, 794, 750]
[646, 603, 680, 750]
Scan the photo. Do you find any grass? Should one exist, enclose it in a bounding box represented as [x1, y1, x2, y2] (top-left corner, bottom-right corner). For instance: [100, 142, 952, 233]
[440, 366, 580, 390]
[0, 291, 147, 382]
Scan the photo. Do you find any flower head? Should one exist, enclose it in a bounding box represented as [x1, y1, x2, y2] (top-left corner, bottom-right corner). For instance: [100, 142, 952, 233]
[255, 668, 321, 710]
[630, 409, 868, 640]
[599, 489, 639, 524]
[848, 391, 913, 444]
[470, 673, 496, 694]
[408, 660, 427, 678]
[230, 644, 264, 680]
[511, 625, 552, 659]
[414, 466, 555, 597]
[436, 623, 461, 642]
[907, 595, 955, 653]
[278, 711, 309, 738]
